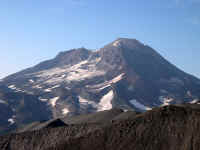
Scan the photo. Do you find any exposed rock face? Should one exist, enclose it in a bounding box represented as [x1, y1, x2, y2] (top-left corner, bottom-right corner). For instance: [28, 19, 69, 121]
[0, 38, 200, 135]
[1, 104, 200, 150]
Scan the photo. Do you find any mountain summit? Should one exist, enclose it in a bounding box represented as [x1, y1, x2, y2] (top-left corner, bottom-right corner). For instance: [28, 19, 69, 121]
[0, 38, 200, 134]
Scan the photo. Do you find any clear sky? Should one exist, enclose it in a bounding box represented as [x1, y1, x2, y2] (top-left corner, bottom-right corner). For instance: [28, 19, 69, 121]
[0, 0, 199, 79]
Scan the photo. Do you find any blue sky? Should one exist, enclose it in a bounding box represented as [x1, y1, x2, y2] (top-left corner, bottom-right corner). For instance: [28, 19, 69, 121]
[0, 0, 199, 79]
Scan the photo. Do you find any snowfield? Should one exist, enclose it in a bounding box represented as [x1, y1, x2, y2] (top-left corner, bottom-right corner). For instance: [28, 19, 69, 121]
[97, 90, 114, 111]
[79, 91, 114, 111]
[34, 59, 105, 85]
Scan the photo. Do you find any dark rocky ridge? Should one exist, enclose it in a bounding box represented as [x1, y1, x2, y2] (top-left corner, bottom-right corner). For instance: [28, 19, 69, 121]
[16, 108, 124, 133]
[1, 104, 200, 150]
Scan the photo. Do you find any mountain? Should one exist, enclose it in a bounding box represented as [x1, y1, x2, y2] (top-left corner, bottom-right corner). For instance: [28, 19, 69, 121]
[0, 38, 200, 135]
[1, 104, 200, 150]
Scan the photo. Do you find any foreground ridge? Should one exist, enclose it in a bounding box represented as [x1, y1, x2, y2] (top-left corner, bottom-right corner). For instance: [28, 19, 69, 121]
[1, 104, 200, 150]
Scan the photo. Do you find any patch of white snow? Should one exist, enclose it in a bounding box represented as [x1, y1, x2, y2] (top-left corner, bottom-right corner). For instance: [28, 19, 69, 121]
[44, 88, 52, 92]
[33, 85, 42, 89]
[29, 79, 34, 83]
[39, 97, 48, 102]
[97, 90, 114, 111]
[8, 85, 16, 90]
[113, 40, 121, 47]
[159, 96, 173, 106]
[190, 99, 198, 104]
[8, 118, 15, 125]
[87, 73, 124, 91]
[110, 73, 125, 83]
[0, 99, 6, 104]
[49, 97, 59, 107]
[61, 74, 66, 78]
[62, 108, 69, 115]
[51, 85, 60, 89]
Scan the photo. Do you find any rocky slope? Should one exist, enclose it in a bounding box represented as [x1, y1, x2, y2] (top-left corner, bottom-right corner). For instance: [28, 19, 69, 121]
[1, 104, 200, 150]
[0, 38, 200, 134]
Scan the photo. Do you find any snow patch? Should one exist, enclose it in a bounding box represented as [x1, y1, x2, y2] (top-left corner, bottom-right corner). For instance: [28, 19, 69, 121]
[110, 73, 125, 83]
[87, 73, 124, 91]
[113, 40, 121, 47]
[65, 87, 71, 90]
[51, 85, 60, 89]
[97, 90, 114, 111]
[44, 85, 60, 92]
[62, 108, 69, 115]
[79, 96, 89, 103]
[39, 97, 48, 102]
[190, 99, 199, 104]
[44, 88, 52, 92]
[49, 97, 59, 107]
[8, 85, 27, 93]
[66, 69, 105, 81]
[130, 99, 152, 111]
[159, 96, 173, 106]
[8, 85, 16, 90]
[33, 85, 42, 89]
[29, 79, 34, 83]
[8, 118, 15, 125]
[61, 74, 66, 78]
[0, 99, 6, 104]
